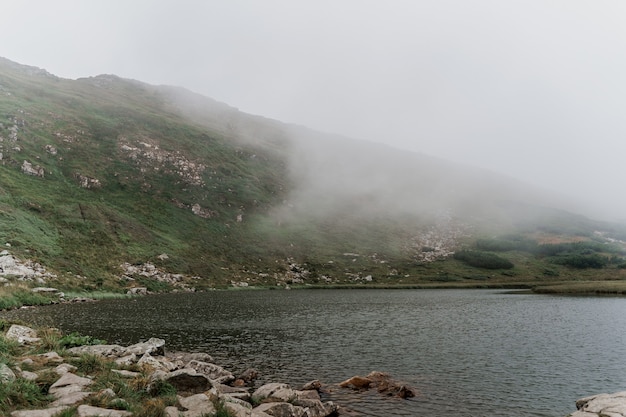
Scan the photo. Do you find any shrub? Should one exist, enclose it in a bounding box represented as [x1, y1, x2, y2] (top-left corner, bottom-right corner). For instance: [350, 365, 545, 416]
[453, 250, 514, 269]
[59, 332, 107, 348]
[552, 254, 609, 269]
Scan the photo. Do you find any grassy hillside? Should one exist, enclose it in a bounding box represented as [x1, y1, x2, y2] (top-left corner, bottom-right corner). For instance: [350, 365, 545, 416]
[1, 57, 626, 294]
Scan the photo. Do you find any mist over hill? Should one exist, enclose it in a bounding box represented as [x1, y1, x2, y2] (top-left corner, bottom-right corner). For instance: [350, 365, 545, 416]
[0, 57, 625, 291]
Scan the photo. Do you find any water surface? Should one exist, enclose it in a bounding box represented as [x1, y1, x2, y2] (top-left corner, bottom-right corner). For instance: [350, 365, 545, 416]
[5, 289, 626, 416]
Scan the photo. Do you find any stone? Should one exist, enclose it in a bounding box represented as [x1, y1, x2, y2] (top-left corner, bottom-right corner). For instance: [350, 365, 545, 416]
[54, 363, 78, 375]
[338, 375, 372, 389]
[165, 406, 181, 417]
[237, 367, 259, 385]
[224, 401, 254, 417]
[112, 369, 140, 378]
[49, 372, 93, 397]
[6, 324, 40, 344]
[293, 399, 337, 417]
[253, 402, 307, 417]
[177, 393, 216, 417]
[39, 351, 64, 364]
[137, 352, 164, 369]
[50, 390, 92, 406]
[302, 379, 322, 391]
[186, 359, 234, 384]
[10, 406, 69, 417]
[20, 370, 38, 381]
[114, 354, 137, 366]
[66, 344, 125, 357]
[76, 405, 132, 417]
[252, 382, 291, 403]
[124, 337, 165, 356]
[161, 368, 212, 394]
[0, 363, 16, 382]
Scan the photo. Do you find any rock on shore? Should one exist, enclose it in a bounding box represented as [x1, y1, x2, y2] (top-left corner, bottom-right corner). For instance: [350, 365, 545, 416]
[2, 324, 339, 417]
[568, 391, 626, 417]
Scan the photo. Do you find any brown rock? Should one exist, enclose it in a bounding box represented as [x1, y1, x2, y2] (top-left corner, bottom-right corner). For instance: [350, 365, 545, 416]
[338, 376, 372, 389]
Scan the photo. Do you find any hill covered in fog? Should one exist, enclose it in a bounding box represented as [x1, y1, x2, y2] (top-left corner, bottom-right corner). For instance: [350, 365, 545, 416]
[0, 57, 625, 293]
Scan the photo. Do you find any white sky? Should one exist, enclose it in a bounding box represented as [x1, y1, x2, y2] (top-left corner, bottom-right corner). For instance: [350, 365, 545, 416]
[2, 0, 626, 220]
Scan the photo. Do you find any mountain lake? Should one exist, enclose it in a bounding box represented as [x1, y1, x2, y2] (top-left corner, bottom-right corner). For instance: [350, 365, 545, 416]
[3, 289, 625, 416]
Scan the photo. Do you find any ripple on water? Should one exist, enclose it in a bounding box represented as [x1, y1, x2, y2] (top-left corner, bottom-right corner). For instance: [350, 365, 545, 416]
[3, 289, 626, 416]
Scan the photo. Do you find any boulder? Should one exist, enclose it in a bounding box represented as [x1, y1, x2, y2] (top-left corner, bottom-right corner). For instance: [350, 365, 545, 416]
[224, 401, 254, 417]
[20, 370, 38, 381]
[302, 380, 322, 391]
[5, 325, 40, 344]
[0, 363, 16, 382]
[49, 372, 93, 397]
[66, 344, 125, 357]
[253, 402, 307, 417]
[38, 351, 64, 364]
[161, 368, 212, 394]
[177, 393, 216, 417]
[293, 398, 338, 417]
[186, 359, 234, 384]
[572, 391, 626, 416]
[252, 382, 292, 403]
[338, 375, 372, 389]
[50, 391, 92, 407]
[54, 363, 78, 375]
[123, 337, 165, 356]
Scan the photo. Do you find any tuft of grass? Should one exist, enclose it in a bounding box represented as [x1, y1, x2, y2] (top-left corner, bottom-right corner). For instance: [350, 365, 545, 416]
[69, 353, 112, 375]
[0, 379, 50, 413]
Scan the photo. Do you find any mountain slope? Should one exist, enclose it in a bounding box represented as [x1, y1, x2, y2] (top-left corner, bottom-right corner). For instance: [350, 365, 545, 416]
[0, 57, 625, 291]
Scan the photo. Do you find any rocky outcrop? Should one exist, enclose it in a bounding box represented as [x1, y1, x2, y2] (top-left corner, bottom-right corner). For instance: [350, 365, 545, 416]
[568, 391, 626, 416]
[0, 250, 55, 281]
[21, 160, 44, 177]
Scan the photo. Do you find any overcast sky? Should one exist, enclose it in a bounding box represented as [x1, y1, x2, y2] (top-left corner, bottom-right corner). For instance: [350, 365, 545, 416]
[2, 1, 626, 220]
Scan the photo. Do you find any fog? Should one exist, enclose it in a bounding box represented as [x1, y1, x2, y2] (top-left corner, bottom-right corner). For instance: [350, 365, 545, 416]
[2, 1, 626, 221]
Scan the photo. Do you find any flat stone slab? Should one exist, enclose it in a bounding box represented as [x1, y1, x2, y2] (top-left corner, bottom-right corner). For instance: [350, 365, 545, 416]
[10, 406, 69, 417]
[77, 405, 132, 417]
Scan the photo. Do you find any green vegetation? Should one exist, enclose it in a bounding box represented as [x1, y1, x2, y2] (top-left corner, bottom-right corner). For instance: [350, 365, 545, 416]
[0, 57, 625, 294]
[453, 250, 514, 269]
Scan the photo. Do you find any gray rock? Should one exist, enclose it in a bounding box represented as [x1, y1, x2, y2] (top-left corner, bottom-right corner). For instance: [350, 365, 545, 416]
[20, 370, 38, 381]
[49, 391, 92, 407]
[165, 406, 181, 417]
[0, 363, 16, 382]
[38, 351, 63, 364]
[114, 353, 137, 366]
[293, 399, 338, 417]
[123, 337, 165, 357]
[77, 405, 132, 417]
[10, 406, 69, 417]
[187, 359, 234, 384]
[66, 344, 125, 357]
[177, 393, 216, 417]
[5, 325, 40, 344]
[161, 368, 212, 394]
[112, 369, 140, 378]
[224, 401, 254, 417]
[569, 391, 626, 417]
[49, 372, 93, 397]
[252, 383, 291, 403]
[54, 363, 78, 375]
[253, 402, 307, 417]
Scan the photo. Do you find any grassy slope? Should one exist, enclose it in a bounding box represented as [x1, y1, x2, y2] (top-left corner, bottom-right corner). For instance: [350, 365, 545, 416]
[1, 58, 626, 294]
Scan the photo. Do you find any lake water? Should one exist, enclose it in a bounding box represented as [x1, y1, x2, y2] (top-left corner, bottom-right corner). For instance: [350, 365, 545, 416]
[4, 289, 626, 416]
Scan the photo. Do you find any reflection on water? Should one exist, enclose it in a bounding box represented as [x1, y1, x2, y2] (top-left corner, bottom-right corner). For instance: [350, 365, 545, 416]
[5, 289, 626, 416]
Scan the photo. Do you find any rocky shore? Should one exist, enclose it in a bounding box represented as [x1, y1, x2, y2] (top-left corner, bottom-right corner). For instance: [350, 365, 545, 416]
[0, 324, 415, 417]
